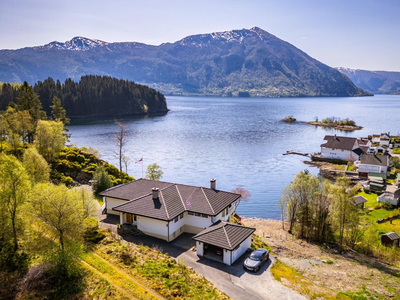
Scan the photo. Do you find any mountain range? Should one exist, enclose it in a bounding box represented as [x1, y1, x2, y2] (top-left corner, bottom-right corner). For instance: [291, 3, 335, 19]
[0, 27, 370, 97]
[336, 68, 400, 94]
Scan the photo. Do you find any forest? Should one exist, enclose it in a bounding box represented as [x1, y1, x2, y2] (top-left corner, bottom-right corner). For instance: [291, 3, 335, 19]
[0, 75, 168, 118]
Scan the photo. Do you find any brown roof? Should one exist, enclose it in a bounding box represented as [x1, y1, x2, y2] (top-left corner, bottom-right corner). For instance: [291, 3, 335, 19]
[354, 196, 368, 205]
[106, 179, 241, 221]
[360, 154, 389, 167]
[192, 221, 255, 250]
[357, 138, 370, 146]
[382, 232, 400, 240]
[321, 135, 357, 151]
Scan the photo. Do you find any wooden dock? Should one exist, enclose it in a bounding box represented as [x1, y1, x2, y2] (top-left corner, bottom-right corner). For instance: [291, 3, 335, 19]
[283, 150, 309, 156]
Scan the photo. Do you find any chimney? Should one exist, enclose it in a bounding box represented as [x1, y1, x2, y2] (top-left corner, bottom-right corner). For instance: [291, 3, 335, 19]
[210, 178, 216, 190]
[152, 187, 159, 199]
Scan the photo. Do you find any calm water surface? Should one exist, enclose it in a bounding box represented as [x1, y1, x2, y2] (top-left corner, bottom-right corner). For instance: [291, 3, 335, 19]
[68, 95, 400, 219]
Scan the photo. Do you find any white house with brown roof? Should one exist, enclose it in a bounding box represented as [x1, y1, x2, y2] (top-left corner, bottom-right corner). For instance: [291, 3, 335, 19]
[357, 153, 390, 176]
[100, 178, 241, 242]
[320, 135, 360, 160]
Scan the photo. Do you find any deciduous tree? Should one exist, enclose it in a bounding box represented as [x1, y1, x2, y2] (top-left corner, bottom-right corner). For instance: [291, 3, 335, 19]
[22, 147, 50, 184]
[34, 120, 66, 162]
[145, 163, 163, 181]
[0, 153, 30, 252]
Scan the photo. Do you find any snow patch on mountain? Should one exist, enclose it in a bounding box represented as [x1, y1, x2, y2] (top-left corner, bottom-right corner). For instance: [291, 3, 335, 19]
[37, 37, 108, 51]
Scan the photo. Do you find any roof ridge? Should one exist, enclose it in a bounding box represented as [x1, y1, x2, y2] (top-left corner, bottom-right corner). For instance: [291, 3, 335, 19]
[223, 226, 232, 249]
[175, 185, 186, 210]
[159, 190, 169, 219]
[201, 187, 215, 215]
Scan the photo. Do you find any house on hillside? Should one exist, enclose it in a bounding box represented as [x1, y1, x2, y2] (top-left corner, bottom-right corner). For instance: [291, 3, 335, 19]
[357, 153, 390, 178]
[100, 178, 255, 265]
[320, 135, 360, 161]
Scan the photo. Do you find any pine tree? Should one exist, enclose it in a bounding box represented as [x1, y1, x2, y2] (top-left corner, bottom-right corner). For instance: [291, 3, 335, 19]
[51, 96, 70, 125]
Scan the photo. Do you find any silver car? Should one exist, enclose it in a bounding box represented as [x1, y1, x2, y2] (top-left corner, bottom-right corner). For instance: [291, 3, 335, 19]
[243, 248, 269, 272]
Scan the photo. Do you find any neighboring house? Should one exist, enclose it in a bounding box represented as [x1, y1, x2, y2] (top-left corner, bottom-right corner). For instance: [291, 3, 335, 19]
[357, 153, 390, 177]
[381, 232, 400, 247]
[357, 138, 371, 148]
[354, 195, 368, 209]
[100, 178, 242, 242]
[369, 133, 391, 146]
[370, 134, 380, 144]
[380, 133, 391, 146]
[193, 221, 255, 266]
[377, 189, 400, 206]
[320, 135, 359, 160]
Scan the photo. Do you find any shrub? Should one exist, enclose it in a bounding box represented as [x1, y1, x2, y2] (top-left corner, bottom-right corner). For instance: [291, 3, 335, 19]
[382, 201, 393, 210]
[364, 188, 370, 193]
[374, 203, 382, 210]
[393, 148, 400, 154]
[375, 191, 383, 196]
[326, 260, 333, 264]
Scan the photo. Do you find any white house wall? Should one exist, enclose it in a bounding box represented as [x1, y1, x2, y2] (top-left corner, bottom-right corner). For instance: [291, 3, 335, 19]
[232, 235, 252, 264]
[223, 249, 232, 265]
[137, 216, 168, 240]
[196, 241, 204, 256]
[106, 197, 127, 215]
[185, 214, 213, 230]
[359, 164, 387, 174]
[321, 148, 357, 160]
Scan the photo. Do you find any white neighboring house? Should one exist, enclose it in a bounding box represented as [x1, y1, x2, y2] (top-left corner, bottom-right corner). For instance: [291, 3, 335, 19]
[379, 133, 391, 146]
[357, 153, 390, 175]
[320, 135, 359, 161]
[378, 189, 400, 206]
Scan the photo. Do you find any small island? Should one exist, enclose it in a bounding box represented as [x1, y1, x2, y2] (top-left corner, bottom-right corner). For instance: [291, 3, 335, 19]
[306, 117, 363, 131]
[281, 115, 296, 123]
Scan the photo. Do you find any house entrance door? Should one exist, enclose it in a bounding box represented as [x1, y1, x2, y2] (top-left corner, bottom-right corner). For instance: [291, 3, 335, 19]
[126, 213, 132, 223]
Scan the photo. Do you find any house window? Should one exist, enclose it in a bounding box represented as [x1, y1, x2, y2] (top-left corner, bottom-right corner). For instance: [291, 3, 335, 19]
[180, 213, 184, 219]
[174, 217, 178, 223]
[222, 210, 225, 217]
[133, 214, 137, 222]
[195, 213, 201, 217]
[201, 214, 208, 218]
[225, 207, 229, 215]
[188, 212, 194, 216]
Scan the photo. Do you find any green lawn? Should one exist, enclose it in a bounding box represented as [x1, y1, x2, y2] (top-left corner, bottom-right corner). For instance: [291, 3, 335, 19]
[96, 195, 103, 206]
[357, 191, 378, 208]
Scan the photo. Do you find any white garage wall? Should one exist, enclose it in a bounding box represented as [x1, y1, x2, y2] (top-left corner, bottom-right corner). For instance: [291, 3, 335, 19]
[196, 241, 204, 256]
[232, 235, 252, 264]
[223, 249, 231, 265]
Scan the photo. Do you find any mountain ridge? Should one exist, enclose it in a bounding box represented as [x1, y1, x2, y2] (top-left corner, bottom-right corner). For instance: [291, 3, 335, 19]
[337, 67, 400, 94]
[0, 27, 370, 97]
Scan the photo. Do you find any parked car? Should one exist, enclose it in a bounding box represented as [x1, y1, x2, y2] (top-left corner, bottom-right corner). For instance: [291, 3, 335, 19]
[243, 248, 269, 272]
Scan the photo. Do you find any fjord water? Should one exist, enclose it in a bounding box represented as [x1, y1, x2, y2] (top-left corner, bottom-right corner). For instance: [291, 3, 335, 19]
[68, 95, 400, 219]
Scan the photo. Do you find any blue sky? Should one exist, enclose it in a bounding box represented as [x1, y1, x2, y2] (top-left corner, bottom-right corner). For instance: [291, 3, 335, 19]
[1, 0, 399, 71]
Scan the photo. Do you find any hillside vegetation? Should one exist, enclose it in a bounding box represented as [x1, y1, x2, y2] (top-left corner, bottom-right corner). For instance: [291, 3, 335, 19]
[0, 76, 168, 118]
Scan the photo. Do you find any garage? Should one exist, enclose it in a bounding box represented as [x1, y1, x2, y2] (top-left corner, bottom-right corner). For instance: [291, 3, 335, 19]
[193, 221, 255, 265]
